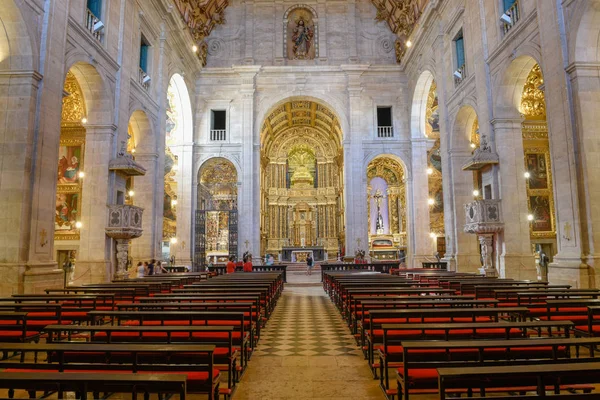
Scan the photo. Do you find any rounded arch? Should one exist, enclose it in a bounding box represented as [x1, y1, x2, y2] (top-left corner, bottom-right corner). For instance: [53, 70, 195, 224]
[0, 0, 36, 71]
[195, 154, 242, 186]
[167, 73, 194, 144]
[128, 110, 154, 152]
[451, 105, 479, 151]
[256, 93, 349, 142]
[493, 54, 542, 119]
[66, 62, 114, 125]
[410, 70, 436, 138]
[364, 152, 409, 181]
[571, 0, 600, 63]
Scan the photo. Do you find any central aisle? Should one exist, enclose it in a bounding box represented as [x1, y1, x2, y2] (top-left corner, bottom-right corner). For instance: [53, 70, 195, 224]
[233, 286, 385, 399]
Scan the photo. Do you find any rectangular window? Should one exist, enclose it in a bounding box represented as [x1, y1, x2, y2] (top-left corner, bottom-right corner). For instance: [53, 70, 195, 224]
[503, 0, 516, 12]
[210, 110, 227, 141]
[140, 37, 150, 73]
[454, 30, 465, 70]
[87, 0, 102, 18]
[376, 107, 393, 138]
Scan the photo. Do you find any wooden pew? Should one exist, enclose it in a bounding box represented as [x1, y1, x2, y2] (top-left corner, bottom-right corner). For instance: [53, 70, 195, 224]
[437, 362, 600, 400]
[44, 323, 239, 392]
[378, 320, 574, 392]
[396, 337, 600, 400]
[0, 342, 218, 400]
[0, 371, 187, 400]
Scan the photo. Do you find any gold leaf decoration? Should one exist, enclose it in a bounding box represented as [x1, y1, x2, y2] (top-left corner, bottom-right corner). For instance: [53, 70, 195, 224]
[61, 72, 86, 124]
[520, 64, 546, 119]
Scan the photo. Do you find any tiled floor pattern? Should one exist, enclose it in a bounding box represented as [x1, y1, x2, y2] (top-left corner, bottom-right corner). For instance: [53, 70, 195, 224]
[233, 285, 385, 399]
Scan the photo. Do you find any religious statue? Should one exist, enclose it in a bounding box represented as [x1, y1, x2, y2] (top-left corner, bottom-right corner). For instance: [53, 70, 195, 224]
[374, 189, 385, 235]
[292, 17, 314, 59]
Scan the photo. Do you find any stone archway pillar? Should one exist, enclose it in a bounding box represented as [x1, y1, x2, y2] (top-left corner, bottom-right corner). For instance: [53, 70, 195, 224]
[446, 149, 481, 273]
[172, 143, 194, 265]
[410, 139, 435, 266]
[131, 152, 162, 265]
[491, 118, 537, 279]
[76, 124, 116, 284]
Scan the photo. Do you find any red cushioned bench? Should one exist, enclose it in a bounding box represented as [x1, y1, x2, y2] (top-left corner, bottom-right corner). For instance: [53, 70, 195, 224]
[172, 287, 273, 317]
[88, 309, 251, 369]
[45, 287, 135, 302]
[395, 337, 600, 400]
[0, 312, 39, 354]
[365, 307, 529, 373]
[377, 320, 575, 392]
[43, 323, 239, 393]
[0, 342, 218, 400]
[437, 362, 599, 400]
[0, 371, 188, 400]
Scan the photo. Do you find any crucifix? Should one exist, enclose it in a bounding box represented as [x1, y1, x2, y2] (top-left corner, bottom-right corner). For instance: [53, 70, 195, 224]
[244, 240, 250, 250]
[356, 238, 361, 248]
[374, 189, 385, 235]
[563, 222, 572, 241]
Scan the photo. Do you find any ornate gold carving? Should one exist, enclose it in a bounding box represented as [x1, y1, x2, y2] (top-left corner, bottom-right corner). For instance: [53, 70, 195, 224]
[425, 80, 440, 139]
[173, 0, 228, 45]
[61, 72, 86, 124]
[367, 157, 407, 239]
[520, 64, 546, 119]
[471, 118, 480, 149]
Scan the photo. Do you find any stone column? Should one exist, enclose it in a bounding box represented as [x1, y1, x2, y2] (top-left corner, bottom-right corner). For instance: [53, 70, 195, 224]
[446, 150, 481, 273]
[174, 143, 194, 265]
[478, 234, 497, 277]
[563, 64, 600, 288]
[492, 118, 537, 279]
[410, 139, 434, 266]
[130, 152, 160, 263]
[76, 125, 116, 284]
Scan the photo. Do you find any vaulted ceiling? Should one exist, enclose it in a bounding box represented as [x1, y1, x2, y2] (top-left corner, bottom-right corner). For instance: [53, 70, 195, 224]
[173, 0, 427, 65]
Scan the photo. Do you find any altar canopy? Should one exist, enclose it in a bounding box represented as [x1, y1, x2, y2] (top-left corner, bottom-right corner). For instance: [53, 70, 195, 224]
[260, 100, 345, 260]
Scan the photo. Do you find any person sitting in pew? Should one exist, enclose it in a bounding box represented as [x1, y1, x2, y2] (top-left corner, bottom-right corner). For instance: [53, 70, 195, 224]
[226, 256, 236, 274]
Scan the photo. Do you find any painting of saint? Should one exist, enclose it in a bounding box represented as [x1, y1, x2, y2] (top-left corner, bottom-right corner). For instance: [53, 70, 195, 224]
[57, 145, 82, 184]
[55, 193, 79, 233]
[526, 153, 548, 190]
[287, 10, 316, 60]
[530, 195, 552, 232]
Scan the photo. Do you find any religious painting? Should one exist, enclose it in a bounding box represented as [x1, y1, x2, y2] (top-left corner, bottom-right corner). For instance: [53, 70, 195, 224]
[526, 153, 549, 190]
[286, 8, 316, 60]
[57, 145, 82, 184]
[530, 195, 552, 232]
[55, 193, 80, 235]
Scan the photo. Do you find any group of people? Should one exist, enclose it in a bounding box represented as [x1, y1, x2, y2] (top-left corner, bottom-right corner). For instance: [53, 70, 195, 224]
[134, 259, 167, 278]
[225, 254, 254, 274]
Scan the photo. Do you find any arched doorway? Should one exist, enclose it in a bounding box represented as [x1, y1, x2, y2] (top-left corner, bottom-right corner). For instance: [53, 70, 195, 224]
[195, 158, 238, 267]
[163, 74, 193, 262]
[260, 99, 344, 262]
[366, 156, 407, 261]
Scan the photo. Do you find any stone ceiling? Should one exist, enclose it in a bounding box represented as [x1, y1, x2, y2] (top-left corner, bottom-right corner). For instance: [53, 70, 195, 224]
[173, 0, 427, 65]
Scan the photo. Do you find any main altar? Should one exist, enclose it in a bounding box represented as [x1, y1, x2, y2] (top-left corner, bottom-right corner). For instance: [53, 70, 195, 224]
[281, 246, 326, 262]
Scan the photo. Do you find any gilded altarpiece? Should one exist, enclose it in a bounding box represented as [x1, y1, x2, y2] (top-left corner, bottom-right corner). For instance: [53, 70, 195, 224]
[55, 72, 86, 241]
[520, 65, 556, 243]
[260, 100, 344, 259]
[367, 157, 407, 259]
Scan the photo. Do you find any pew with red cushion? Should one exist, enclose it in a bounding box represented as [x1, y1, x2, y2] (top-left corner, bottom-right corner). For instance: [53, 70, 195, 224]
[0, 312, 39, 350]
[0, 342, 219, 400]
[43, 323, 239, 393]
[396, 337, 600, 400]
[377, 320, 574, 393]
[437, 362, 598, 400]
[365, 307, 529, 371]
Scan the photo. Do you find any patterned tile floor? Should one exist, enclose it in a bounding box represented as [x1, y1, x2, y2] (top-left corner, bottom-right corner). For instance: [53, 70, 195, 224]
[233, 285, 385, 399]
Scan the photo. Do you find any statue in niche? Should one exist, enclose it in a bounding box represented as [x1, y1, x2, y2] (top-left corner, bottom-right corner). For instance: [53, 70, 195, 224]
[287, 9, 316, 60]
[374, 189, 385, 235]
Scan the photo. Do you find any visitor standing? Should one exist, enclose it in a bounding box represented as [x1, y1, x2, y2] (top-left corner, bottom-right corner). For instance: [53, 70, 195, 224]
[148, 259, 155, 275]
[538, 249, 550, 282]
[306, 254, 314, 275]
[136, 262, 145, 278]
[226, 256, 236, 274]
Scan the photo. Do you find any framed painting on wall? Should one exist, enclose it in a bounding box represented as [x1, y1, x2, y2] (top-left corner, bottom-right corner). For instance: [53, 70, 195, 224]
[57, 144, 83, 185]
[530, 195, 553, 233]
[525, 153, 549, 190]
